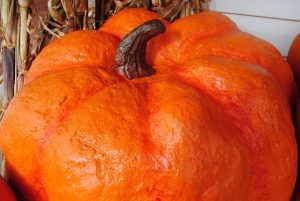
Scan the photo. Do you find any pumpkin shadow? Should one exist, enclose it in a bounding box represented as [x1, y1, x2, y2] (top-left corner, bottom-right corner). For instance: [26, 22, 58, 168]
[5, 162, 47, 201]
[291, 88, 300, 201]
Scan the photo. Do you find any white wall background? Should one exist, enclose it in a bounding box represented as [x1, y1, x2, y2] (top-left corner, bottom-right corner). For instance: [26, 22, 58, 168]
[210, 0, 300, 57]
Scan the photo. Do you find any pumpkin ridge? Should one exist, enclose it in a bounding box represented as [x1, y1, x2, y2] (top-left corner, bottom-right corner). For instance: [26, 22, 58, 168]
[29, 65, 116, 85]
[177, 32, 294, 98]
[172, 74, 274, 199]
[145, 11, 240, 69]
[173, 58, 296, 200]
[25, 30, 120, 84]
[31, 80, 127, 200]
[0, 68, 122, 201]
[138, 75, 252, 199]
[99, 8, 170, 40]
[145, 17, 292, 99]
[37, 80, 123, 148]
[35, 81, 159, 200]
[172, 32, 245, 65]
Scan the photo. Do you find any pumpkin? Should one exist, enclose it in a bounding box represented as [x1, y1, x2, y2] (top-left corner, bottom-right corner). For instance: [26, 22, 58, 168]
[0, 177, 17, 201]
[288, 34, 300, 86]
[0, 8, 297, 201]
[288, 34, 300, 201]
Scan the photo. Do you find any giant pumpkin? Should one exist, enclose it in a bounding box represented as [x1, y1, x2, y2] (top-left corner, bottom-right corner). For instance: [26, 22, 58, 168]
[0, 8, 297, 201]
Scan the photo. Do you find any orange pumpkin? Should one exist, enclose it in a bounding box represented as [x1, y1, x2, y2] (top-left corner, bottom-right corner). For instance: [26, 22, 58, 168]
[0, 8, 297, 201]
[288, 34, 300, 86]
[288, 34, 300, 201]
[0, 177, 17, 201]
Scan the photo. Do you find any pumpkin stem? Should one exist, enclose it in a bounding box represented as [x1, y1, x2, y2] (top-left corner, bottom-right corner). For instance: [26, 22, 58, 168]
[115, 19, 166, 79]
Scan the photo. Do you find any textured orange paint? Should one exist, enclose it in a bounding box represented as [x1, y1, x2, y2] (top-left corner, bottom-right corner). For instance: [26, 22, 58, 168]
[25, 31, 120, 84]
[0, 9, 297, 201]
[100, 8, 170, 39]
[0, 177, 17, 201]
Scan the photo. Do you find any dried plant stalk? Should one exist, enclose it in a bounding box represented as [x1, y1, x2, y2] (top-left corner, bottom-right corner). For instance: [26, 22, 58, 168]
[26, 1, 51, 68]
[16, 0, 31, 91]
[0, 0, 16, 179]
[48, 0, 89, 32]
[101, 0, 210, 22]
[18, 0, 30, 66]
[1, 0, 17, 108]
[1, 0, 17, 44]
[25, 0, 89, 71]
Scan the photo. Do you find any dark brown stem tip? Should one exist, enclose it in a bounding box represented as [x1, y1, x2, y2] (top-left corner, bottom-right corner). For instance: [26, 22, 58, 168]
[115, 19, 166, 79]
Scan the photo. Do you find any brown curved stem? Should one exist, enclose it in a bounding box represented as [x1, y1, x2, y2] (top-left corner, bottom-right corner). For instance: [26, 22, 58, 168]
[115, 19, 166, 79]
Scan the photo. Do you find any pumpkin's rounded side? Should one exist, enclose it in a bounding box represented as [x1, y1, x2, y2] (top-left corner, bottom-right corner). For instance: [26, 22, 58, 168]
[288, 34, 300, 86]
[0, 31, 121, 201]
[25, 31, 120, 84]
[288, 33, 300, 201]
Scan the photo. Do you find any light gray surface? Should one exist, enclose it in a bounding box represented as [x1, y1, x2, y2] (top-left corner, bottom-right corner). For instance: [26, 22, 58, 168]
[210, 0, 300, 56]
